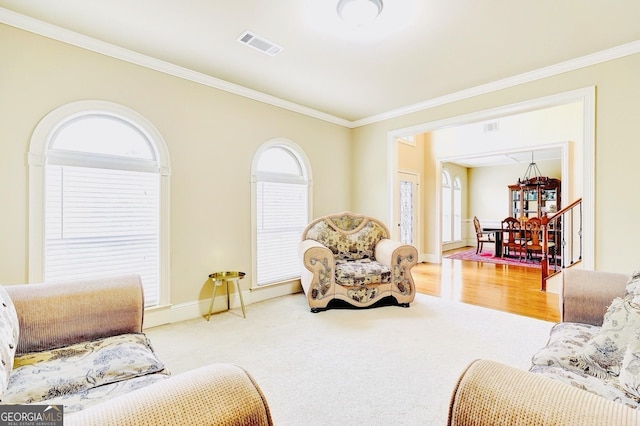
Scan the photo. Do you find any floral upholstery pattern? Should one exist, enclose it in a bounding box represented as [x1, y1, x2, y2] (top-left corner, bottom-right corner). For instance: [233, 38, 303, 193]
[300, 212, 418, 312]
[531, 322, 599, 373]
[335, 259, 391, 286]
[3, 333, 168, 410]
[305, 220, 387, 262]
[573, 297, 640, 379]
[619, 329, 640, 399]
[530, 296, 640, 408]
[0, 286, 18, 400]
[530, 365, 640, 409]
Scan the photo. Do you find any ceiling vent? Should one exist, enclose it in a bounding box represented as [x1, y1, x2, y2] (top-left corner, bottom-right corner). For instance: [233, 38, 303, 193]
[237, 31, 283, 56]
[483, 121, 499, 133]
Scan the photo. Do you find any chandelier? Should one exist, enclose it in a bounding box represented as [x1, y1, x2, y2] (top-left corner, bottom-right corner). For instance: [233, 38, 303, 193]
[518, 151, 549, 187]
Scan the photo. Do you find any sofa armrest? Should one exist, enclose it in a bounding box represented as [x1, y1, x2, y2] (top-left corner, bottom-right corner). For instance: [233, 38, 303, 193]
[448, 359, 639, 426]
[5, 274, 144, 354]
[65, 364, 272, 426]
[561, 269, 628, 326]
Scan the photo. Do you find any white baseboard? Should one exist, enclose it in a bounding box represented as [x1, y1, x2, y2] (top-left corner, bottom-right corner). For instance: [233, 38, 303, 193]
[143, 280, 303, 329]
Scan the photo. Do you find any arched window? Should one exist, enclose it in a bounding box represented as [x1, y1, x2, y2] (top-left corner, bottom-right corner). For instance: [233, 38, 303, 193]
[251, 140, 311, 286]
[453, 176, 462, 241]
[442, 170, 462, 244]
[442, 170, 452, 243]
[28, 101, 170, 308]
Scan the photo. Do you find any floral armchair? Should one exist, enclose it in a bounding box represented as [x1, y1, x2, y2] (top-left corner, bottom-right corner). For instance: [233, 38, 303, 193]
[299, 211, 418, 313]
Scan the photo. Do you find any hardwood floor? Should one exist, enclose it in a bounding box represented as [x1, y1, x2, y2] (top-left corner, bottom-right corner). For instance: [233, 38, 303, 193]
[412, 248, 560, 322]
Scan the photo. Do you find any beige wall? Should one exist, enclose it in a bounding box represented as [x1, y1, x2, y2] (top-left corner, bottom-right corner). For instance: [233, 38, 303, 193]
[352, 53, 640, 273]
[468, 159, 562, 224]
[0, 24, 352, 308]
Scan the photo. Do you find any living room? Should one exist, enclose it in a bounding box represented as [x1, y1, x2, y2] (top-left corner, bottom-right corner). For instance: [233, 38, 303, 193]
[1, 2, 640, 424]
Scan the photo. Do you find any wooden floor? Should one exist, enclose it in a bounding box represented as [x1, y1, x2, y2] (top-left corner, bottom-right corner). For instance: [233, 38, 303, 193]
[413, 247, 560, 322]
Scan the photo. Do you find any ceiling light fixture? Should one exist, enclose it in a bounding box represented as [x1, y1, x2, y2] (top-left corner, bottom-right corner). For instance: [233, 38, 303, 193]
[518, 151, 549, 187]
[337, 0, 383, 27]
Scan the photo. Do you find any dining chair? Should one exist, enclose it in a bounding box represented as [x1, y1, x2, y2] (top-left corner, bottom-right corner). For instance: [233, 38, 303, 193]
[501, 217, 525, 261]
[473, 216, 495, 254]
[524, 217, 556, 263]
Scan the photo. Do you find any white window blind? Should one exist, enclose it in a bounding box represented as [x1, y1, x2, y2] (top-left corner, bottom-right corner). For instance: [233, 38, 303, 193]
[256, 181, 308, 285]
[45, 165, 160, 306]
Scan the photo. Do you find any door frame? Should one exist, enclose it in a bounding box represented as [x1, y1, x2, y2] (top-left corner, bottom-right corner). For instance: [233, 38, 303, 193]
[386, 86, 595, 266]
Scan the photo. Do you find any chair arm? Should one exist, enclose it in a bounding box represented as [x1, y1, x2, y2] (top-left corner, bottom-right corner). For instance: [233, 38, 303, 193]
[561, 269, 628, 325]
[65, 364, 273, 426]
[448, 359, 639, 426]
[374, 239, 417, 269]
[5, 274, 144, 354]
[299, 239, 335, 299]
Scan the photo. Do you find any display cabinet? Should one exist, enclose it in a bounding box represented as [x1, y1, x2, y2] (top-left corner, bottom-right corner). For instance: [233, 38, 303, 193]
[509, 178, 560, 219]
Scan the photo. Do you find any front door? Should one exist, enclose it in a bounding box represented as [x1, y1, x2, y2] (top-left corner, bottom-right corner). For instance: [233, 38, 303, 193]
[396, 171, 420, 250]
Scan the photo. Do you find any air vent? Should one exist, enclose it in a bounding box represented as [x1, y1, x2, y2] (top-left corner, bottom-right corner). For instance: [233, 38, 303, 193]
[483, 121, 499, 133]
[237, 30, 283, 56]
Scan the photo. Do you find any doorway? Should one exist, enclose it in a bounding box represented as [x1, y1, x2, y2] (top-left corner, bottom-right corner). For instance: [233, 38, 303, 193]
[388, 87, 595, 266]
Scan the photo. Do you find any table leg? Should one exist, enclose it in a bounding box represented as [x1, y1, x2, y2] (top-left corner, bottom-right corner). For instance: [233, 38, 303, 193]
[494, 231, 503, 257]
[235, 280, 246, 318]
[206, 278, 219, 321]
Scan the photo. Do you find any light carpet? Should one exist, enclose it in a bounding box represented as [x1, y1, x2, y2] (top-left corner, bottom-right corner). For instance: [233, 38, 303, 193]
[146, 293, 554, 425]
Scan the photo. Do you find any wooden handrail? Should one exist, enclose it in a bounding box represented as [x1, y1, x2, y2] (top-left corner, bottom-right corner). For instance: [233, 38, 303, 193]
[545, 197, 583, 221]
[539, 198, 583, 291]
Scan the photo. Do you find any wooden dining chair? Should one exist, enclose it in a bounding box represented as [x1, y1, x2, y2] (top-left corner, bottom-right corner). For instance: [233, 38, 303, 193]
[524, 217, 556, 263]
[473, 216, 495, 254]
[501, 217, 525, 261]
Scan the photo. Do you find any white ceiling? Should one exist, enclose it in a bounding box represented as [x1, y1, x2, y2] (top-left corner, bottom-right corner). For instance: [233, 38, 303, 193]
[451, 148, 561, 168]
[1, 1, 639, 124]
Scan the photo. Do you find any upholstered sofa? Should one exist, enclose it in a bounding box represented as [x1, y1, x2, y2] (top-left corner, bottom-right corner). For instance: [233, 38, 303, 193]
[0, 274, 272, 425]
[299, 211, 417, 312]
[448, 268, 640, 425]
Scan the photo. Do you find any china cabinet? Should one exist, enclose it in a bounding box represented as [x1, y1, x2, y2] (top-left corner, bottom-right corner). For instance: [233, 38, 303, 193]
[508, 178, 560, 219]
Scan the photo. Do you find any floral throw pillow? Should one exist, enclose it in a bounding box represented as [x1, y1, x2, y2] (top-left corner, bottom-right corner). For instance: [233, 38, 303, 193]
[625, 270, 640, 297]
[619, 328, 640, 399]
[0, 285, 19, 401]
[572, 296, 640, 379]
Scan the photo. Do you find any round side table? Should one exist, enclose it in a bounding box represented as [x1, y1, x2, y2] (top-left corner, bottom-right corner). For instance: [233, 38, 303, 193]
[206, 271, 246, 320]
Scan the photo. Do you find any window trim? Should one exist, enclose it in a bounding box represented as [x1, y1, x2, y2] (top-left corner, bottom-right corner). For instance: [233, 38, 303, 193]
[28, 100, 171, 308]
[250, 138, 312, 289]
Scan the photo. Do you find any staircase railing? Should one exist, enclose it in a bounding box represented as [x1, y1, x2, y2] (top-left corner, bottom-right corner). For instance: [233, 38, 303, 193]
[540, 198, 583, 291]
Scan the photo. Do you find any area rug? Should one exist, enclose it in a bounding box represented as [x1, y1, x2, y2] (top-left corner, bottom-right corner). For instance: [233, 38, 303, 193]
[445, 247, 541, 268]
[146, 292, 554, 425]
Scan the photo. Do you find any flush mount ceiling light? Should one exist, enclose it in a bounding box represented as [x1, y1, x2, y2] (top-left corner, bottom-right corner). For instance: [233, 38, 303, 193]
[337, 0, 383, 27]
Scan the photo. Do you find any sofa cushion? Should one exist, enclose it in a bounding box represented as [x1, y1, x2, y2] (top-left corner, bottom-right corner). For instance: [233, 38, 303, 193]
[531, 322, 599, 374]
[335, 259, 391, 286]
[530, 365, 640, 409]
[29, 372, 169, 414]
[572, 297, 640, 379]
[619, 328, 640, 399]
[3, 333, 166, 405]
[0, 285, 19, 401]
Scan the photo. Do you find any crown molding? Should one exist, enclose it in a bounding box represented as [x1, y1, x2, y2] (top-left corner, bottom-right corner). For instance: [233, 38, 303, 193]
[0, 8, 352, 128]
[2, 8, 639, 129]
[353, 40, 640, 128]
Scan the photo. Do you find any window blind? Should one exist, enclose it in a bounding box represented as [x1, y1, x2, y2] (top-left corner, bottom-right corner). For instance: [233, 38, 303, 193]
[45, 165, 160, 306]
[256, 181, 307, 285]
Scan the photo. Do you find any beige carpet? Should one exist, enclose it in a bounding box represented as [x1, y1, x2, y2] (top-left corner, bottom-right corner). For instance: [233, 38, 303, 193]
[146, 292, 554, 425]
